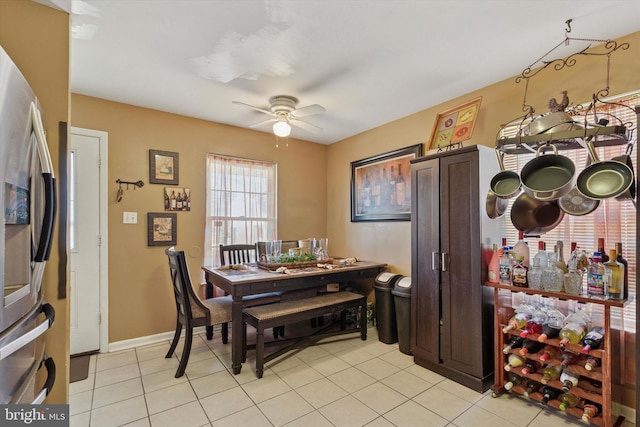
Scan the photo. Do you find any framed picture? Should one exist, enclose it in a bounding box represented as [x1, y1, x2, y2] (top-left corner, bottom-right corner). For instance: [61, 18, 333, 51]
[427, 97, 482, 151]
[164, 187, 191, 211]
[149, 149, 179, 185]
[351, 143, 422, 222]
[147, 212, 177, 246]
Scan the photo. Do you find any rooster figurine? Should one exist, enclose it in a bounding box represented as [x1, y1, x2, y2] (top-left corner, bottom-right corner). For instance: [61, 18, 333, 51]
[548, 90, 570, 112]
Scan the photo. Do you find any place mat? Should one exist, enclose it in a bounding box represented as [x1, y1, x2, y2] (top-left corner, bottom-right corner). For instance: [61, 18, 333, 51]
[70, 354, 90, 383]
[257, 258, 333, 271]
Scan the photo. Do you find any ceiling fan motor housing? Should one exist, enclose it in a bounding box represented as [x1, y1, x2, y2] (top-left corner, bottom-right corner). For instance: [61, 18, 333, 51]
[269, 95, 298, 114]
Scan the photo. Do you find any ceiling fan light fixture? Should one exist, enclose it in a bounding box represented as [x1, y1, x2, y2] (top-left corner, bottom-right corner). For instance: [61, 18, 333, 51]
[273, 118, 291, 137]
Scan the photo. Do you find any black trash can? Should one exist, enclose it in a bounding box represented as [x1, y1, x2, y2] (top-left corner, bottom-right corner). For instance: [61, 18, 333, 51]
[374, 272, 402, 344]
[392, 276, 412, 355]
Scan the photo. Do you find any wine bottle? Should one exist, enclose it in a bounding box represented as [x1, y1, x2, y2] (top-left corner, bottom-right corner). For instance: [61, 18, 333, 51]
[560, 351, 581, 369]
[502, 306, 533, 333]
[560, 368, 579, 392]
[488, 243, 500, 284]
[503, 372, 526, 391]
[581, 326, 605, 354]
[616, 242, 629, 299]
[540, 365, 561, 384]
[558, 392, 582, 411]
[520, 309, 546, 338]
[540, 385, 561, 405]
[598, 238, 609, 262]
[604, 249, 624, 300]
[584, 356, 601, 371]
[538, 345, 558, 362]
[518, 339, 545, 356]
[504, 354, 525, 372]
[582, 402, 602, 422]
[502, 336, 524, 354]
[521, 359, 542, 375]
[559, 310, 590, 349]
[524, 381, 541, 397]
[555, 240, 569, 274]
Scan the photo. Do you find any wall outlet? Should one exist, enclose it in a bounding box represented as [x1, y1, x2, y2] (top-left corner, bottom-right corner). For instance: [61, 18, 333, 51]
[123, 212, 137, 224]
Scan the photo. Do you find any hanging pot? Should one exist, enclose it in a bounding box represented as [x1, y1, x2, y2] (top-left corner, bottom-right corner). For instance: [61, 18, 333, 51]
[611, 143, 636, 201]
[576, 140, 634, 200]
[510, 192, 565, 236]
[520, 144, 575, 201]
[486, 189, 508, 219]
[558, 156, 600, 216]
[489, 149, 521, 199]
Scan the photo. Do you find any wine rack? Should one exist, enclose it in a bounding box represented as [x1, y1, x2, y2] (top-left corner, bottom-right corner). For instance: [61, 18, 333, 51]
[485, 283, 626, 427]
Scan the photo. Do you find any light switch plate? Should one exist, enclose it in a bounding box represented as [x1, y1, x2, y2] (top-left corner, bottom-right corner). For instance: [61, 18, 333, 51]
[123, 212, 137, 224]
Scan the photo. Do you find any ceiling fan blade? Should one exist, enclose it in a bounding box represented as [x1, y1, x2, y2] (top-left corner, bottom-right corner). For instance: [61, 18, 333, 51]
[232, 101, 274, 116]
[291, 104, 325, 118]
[249, 118, 276, 128]
[291, 117, 322, 133]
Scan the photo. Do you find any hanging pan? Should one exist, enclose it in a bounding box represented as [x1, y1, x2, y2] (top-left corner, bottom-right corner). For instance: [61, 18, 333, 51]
[558, 156, 600, 216]
[489, 149, 521, 199]
[611, 143, 636, 201]
[520, 144, 575, 201]
[486, 189, 509, 219]
[576, 139, 634, 200]
[510, 192, 564, 236]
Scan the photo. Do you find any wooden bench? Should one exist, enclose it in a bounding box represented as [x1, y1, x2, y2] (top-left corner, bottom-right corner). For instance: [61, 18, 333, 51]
[242, 291, 367, 378]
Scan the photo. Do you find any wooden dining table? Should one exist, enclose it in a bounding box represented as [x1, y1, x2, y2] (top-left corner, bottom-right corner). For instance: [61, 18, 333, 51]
[202, 260, 387, 374]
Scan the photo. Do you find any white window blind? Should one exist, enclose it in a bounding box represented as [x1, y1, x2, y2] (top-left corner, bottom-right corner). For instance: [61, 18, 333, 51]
[499, 92, 638, 331]
[204, 154, 277, 269]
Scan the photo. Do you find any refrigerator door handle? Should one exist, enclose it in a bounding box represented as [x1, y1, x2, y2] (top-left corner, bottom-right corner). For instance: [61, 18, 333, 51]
[31, 356, 56, 404]
[0, 303, 55, 360]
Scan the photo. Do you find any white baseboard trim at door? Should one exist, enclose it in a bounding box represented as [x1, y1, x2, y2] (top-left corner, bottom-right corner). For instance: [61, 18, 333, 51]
[613, 402, 636, 424]
[108, 326, 209, 353]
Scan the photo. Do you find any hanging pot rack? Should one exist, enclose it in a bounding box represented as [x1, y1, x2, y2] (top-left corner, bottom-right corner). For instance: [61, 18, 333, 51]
[495, 19, 635, 155]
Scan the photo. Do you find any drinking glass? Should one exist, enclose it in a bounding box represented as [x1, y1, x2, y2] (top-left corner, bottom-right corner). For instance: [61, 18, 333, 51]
[316, 238, 329, 259]
[270, 240, 282, 262]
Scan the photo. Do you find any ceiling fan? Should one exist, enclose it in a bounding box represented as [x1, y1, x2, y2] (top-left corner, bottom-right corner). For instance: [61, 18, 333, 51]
[233, 95, 325, 137]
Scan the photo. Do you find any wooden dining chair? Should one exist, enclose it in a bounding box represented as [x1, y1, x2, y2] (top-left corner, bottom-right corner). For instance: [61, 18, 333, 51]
[165, 247, 232, 378]
[219, 244, 256, 265]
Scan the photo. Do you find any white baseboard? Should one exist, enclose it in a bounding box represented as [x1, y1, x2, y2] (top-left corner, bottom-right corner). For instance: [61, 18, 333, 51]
[108, 326, 209, 353]
[614, 402, 636, 424]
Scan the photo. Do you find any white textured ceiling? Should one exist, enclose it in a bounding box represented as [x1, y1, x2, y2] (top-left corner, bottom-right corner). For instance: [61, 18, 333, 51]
[62, 0, 640, 144]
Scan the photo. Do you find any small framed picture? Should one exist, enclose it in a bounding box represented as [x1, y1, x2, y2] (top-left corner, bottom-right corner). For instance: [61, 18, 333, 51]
[164, 187, 191, 211]
[147, 212, 177, 246]
[149, 149, 179, 185]
[427, 97, 482, 151]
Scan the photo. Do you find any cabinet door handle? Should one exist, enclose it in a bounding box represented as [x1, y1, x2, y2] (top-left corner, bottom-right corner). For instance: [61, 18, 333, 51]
[431, 252, 440, 271]
[441, 252, 448, 272]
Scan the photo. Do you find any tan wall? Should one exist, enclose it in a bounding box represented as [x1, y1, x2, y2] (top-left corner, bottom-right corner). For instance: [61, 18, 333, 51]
[0, 0, 70, 404]
[70, 95, 327, 343]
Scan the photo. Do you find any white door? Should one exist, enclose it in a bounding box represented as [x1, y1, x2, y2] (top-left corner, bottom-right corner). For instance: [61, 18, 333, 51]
[70, 128, 108, 355]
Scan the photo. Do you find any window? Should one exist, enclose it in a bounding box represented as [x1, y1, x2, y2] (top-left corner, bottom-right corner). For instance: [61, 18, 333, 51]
[204, 154, 277, 268]
[499, 91, 638, 331]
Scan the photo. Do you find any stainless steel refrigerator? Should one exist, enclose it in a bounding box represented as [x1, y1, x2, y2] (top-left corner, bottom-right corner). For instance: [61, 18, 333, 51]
[0, 45, 56, 404]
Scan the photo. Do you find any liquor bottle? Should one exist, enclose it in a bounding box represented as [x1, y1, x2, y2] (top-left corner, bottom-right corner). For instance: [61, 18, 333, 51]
[587, 252, 606, 297]
[581, 326, 605, 354]
[598, 238, 609, 262]
[498, 238, 507, 257]
[541, 247, 563, 292]
[524, 381, 541, 397]
[540, 385, 561, 404]
[582, 402, 602, 422]
[533, 240, 549, 268]
[503, 372, 526, 391]
[518, 339, 545, 356]
[513, 231, 530, 267]
[559, 310, 590, 349]
[499, 245, 514, 285]
[503, 354, 525, 372]
[527, 254, 544, 290]
[560, 368, 579, 392]
[501, 305, 533, 333]
[511, 256, 529, 287]
[558, 392, 582, 411]
[555, 241, 569, 274]
[488, 243, 500, 284]
[502, 335, 524, 354]
[395, 164, 406, 206]
[560, 351, 582, 369]
[538, 310, 565, 343]
[616, 242, 629, 299]
[538, 345, 558, 362]
[563, 257, 582, 296]
[540, 365, 561, 384]
[520, 359, 542, 375]
[604, 249, 624, 300]
[584, 356, 601, 371]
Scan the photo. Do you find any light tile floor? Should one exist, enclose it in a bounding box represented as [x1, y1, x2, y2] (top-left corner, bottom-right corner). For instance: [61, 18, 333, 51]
[70, 326, 634, 427]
